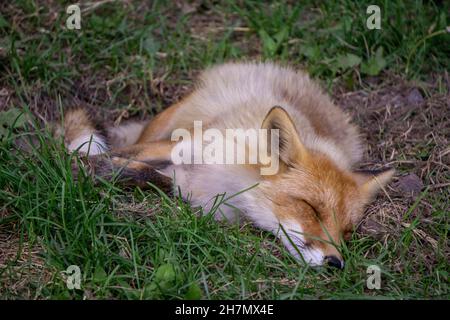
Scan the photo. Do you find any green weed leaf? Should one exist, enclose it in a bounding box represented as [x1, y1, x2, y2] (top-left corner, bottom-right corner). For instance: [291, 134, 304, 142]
[362, 47, 387, 76]
[184, 282, 202, 300]
[336, 53, 362, 70]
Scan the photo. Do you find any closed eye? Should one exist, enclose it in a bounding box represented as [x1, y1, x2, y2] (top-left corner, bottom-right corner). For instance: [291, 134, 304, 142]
[302, 199, 321, 219]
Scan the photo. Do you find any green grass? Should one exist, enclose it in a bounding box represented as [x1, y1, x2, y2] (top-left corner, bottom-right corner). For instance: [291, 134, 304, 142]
[0, 0, 449, 299]
[1, 132, 447, 299]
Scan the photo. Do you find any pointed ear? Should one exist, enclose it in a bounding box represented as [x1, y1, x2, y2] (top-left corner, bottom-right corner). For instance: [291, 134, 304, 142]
[354, 168, 395, 199]
[261, 106, 308, 166]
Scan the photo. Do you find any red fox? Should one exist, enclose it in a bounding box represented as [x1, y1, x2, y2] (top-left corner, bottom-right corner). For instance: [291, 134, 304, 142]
[57, 62, 394, 268]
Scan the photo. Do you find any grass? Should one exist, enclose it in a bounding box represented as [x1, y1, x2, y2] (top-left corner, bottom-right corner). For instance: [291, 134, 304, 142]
[0, 0, 449, 299]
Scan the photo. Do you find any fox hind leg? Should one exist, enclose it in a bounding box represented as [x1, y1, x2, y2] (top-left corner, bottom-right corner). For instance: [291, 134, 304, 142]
[78, 154, 173, 191]
[77, 141, 175, 191]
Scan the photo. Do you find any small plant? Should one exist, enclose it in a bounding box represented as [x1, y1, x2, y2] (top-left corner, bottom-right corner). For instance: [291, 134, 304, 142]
[0, 107, 29, 140]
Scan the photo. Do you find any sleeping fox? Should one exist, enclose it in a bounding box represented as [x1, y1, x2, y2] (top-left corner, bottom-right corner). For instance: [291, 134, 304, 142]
[56, 62, 394, 269]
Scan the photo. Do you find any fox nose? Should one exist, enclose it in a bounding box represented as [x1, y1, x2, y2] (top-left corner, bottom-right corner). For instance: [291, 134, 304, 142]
[324, 255, 344, 269]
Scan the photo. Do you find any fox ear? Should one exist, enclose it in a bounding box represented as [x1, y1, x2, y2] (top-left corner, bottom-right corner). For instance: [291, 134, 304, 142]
[261, 106, 308, 166]
[354, 168, 395, 199]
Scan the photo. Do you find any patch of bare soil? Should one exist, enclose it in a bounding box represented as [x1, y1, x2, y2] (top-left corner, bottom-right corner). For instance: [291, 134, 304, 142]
[334, 73, 450, 270]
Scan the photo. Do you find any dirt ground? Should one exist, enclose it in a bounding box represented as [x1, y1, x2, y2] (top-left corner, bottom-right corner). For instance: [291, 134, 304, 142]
[335, 73, 450, 272]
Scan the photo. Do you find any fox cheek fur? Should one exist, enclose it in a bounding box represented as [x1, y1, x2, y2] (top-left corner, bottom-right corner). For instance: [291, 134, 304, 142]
[57, 62, 394, 268]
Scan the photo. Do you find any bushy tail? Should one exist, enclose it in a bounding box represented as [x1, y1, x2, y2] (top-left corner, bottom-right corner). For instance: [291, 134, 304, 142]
[55, 109, 148, 155]
[55, 109, 107, 155]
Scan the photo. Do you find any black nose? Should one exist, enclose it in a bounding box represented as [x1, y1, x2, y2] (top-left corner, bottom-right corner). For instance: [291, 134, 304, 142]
[324, 255, 344, 269]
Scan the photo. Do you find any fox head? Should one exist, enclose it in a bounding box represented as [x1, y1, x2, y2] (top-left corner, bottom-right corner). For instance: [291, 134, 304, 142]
[259, 107, 394, 268]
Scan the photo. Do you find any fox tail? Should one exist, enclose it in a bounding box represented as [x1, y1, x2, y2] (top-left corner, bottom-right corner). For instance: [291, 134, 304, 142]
[55, 108, 147, 155]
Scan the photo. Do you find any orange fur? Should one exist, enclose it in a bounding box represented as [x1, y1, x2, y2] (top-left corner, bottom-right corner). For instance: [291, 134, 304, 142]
[59, 62, 394, 267]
